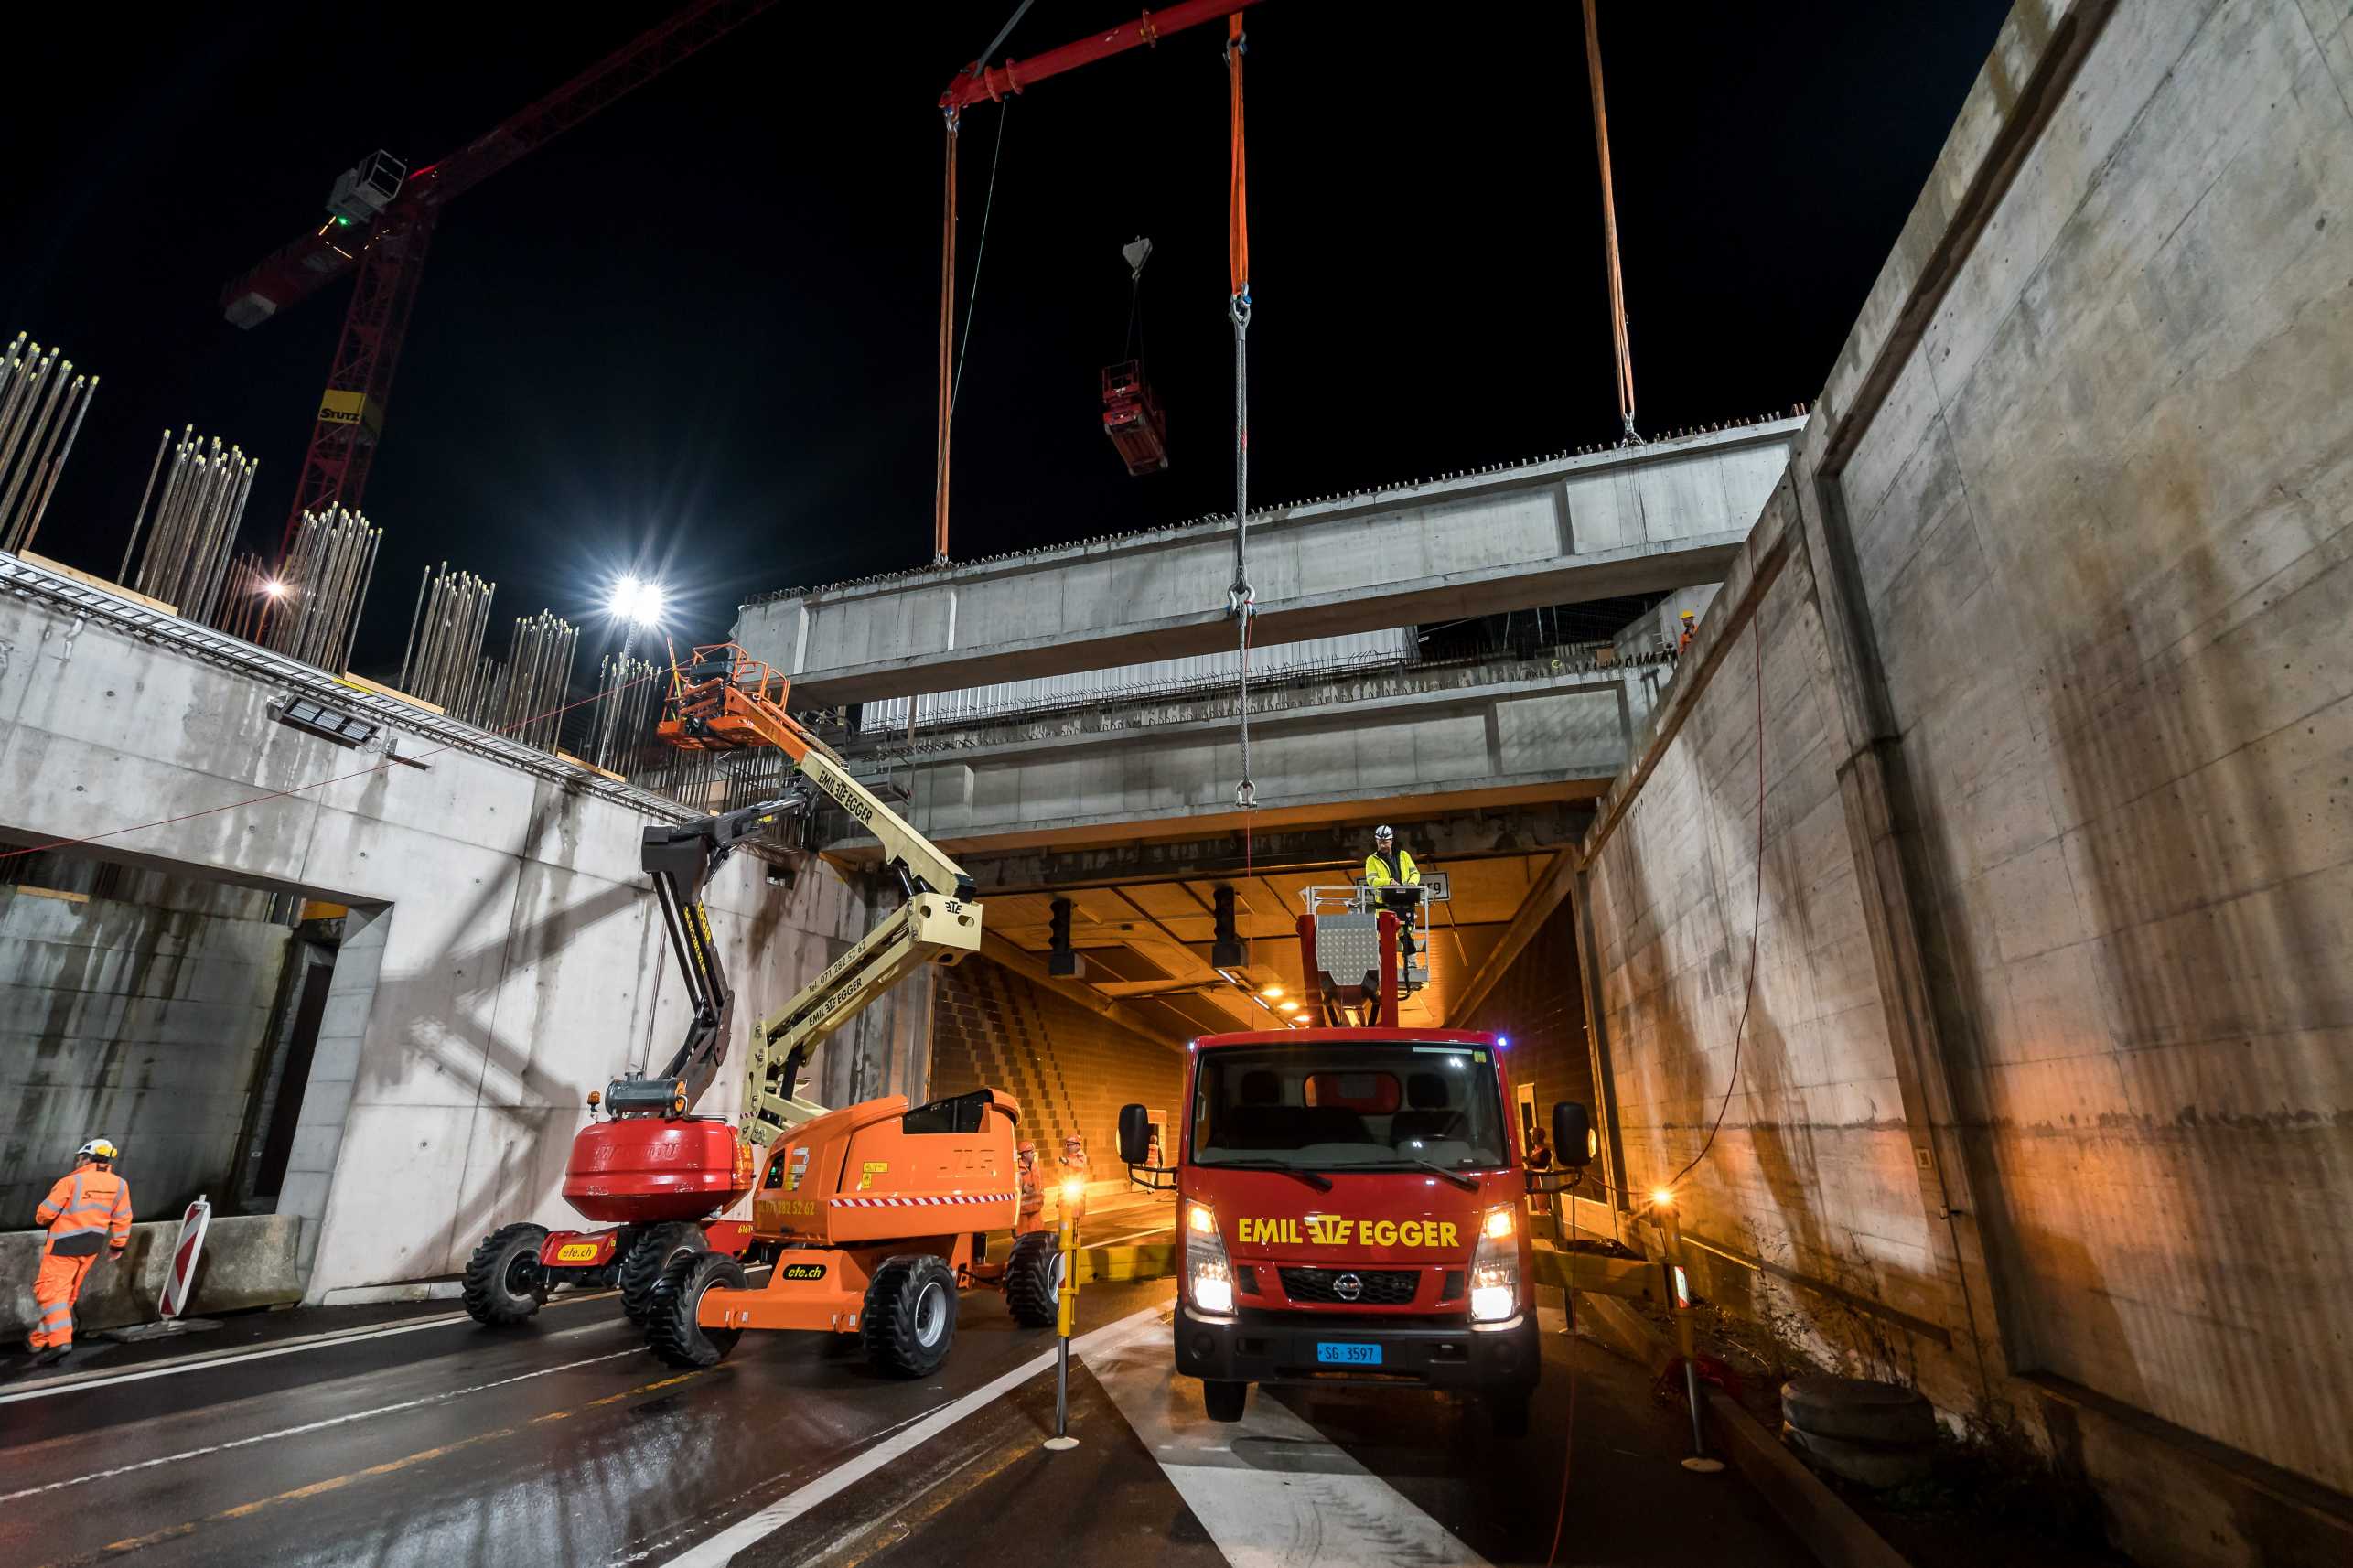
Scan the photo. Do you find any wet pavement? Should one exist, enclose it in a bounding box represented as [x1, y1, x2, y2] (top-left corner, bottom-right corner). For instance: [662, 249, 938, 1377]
[0, 1189, 1815, 1567]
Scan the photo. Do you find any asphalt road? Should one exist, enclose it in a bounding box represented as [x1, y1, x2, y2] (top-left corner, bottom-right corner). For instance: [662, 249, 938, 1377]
[0, 1188, 1813, 1568]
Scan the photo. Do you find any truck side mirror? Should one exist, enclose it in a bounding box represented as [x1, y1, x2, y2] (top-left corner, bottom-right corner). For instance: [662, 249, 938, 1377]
[1116, 1103, 1153, 1166]
[1552, 1101, 1596, 1168]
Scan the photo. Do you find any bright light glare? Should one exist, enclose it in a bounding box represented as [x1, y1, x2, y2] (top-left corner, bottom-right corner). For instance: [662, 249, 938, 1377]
[1651, 1187, 1676, 1209]
[1469, 1283, 1516, 1321]
[1187, 1202, 1217, 1234]
[607, 575, 666, 628]
[1483, 1208, 1516, 1240]
[262, 577, 288, 600]
[1278, 1000, 1301, 1014]
[1258, 984, 1284, 999]
[1059, 1177, 1085, 1205]
[1191, 1265, 1234, 1316]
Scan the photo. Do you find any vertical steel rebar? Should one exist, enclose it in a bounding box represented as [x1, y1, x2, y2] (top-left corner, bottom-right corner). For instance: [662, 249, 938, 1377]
[117, 428, 174, 584]
[21, 373, 97, 553]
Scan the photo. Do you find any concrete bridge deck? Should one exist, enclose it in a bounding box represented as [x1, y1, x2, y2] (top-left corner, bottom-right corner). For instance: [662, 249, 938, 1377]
[738, 419, 1799, 706]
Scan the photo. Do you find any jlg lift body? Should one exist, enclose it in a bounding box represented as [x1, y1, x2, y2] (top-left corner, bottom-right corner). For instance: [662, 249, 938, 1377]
[466, 645, 1062, 1366]
[1120, 881, 1595, 1434]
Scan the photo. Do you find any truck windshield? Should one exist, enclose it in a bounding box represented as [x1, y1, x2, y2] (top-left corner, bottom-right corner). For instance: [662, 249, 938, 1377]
[1192, 1043, 1509, 1171]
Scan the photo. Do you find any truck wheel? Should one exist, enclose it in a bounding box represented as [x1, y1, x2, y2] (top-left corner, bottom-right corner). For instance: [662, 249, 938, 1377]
[1003, 1230, 1063, 1328]
[863, 1254, 959, 1378]
[1487, 1391, 1531, 1438]
[647, 1251, 747, 1369]
[1202, 1380, 1249, 1422]
[463, 1223, 550, 1326]
[620, 1221, 708, 1326]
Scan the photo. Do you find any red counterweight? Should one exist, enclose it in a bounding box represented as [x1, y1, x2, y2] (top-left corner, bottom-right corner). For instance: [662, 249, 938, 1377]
[562, 1116, 755, 1225]
[1102, 360, 1169, 475]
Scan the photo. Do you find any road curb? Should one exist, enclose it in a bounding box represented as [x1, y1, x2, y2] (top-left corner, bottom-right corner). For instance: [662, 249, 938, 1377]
[1571, 1291, 1912, 1568]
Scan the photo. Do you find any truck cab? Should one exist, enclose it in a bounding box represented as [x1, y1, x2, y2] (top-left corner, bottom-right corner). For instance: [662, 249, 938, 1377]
[1122, 1026, 1589, 1435]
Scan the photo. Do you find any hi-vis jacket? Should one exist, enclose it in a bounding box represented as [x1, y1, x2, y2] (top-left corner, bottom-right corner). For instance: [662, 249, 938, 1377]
[1363, 848, 1420, 888]
[36, 1162, 132, 1258]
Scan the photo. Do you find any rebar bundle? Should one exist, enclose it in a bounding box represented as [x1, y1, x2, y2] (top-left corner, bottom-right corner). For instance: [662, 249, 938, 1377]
[454, 610, 578, 751]
[214, 553, 281, 643]
[589, 653, 661, 774]
[0, 333, 101, 557]
[396, 564, 497, 710]
[266, 507, 383, 673]
[124, 427, 260, 621]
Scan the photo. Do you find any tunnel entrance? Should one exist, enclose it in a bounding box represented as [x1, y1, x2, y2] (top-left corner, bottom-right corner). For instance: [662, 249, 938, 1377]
[0, 843, 380, 1266]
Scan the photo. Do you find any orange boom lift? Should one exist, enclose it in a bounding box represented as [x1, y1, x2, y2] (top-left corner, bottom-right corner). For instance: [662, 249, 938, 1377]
[638, 646, 1064, 1372]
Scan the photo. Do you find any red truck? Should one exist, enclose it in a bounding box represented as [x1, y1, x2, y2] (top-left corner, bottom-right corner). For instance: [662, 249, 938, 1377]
[1118, 878, 1592, 1436]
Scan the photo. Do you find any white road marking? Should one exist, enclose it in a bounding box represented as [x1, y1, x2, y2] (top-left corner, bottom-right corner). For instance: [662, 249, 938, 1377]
[1082, 1312, 1492, 1568]
[0, 1348, 641, 1500]
[0, 1288, 622, 1405]
[652, 1305, 1165, 1568]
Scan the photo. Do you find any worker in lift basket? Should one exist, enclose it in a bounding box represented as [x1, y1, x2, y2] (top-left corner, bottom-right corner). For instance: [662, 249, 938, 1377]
[26, 1138, 133, 1365]
[1015, 1141, 1046, 1236]
[1363, 824, 1423, 965]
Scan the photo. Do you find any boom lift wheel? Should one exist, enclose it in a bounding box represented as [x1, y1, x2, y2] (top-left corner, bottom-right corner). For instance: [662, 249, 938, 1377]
[619, 1220, 709, 1326]
[462, 1222, 551, 1326]
[1201, 1380, 1249, 1422]
[647, 1251, 747, 1369]
[1003, 1230, 1063, 1328]
[863, 1254, 959, 1378]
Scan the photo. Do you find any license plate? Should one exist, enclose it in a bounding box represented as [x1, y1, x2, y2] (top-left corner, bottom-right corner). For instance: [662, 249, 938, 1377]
[1316, 1342, 1382, 1366]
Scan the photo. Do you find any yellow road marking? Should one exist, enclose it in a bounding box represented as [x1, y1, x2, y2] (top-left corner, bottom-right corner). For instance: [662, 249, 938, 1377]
[36, 1368, 708, 1568]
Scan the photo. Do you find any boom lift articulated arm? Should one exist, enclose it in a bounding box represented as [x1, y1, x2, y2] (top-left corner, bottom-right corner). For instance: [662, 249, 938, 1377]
[656, 645, 983, 1147]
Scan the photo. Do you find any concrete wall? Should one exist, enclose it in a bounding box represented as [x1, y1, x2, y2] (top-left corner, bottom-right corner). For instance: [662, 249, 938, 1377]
[1456, 903, 1596, 1150]
[0, 576, 932, 1298]
[1574, 3, 2353, 1560]
[1, 884, 292, 1223]
[738, 421, 1799, 706]
[929, 956, 1184, 1186]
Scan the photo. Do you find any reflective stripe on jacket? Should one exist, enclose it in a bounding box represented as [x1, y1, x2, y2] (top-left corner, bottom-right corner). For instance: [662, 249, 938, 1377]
[1363, 848, 1419, 887]
[37, 1162, 132, 1258]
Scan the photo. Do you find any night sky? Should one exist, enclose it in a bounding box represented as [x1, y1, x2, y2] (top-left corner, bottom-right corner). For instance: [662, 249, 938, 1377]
[5, 2, 2011, 674]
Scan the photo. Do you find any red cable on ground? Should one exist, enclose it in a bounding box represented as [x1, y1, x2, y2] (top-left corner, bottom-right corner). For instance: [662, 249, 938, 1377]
[0, 669, 665, 865]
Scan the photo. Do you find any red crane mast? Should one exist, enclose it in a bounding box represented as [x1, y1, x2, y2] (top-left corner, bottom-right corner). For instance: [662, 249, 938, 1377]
[221, 0, 783, 554]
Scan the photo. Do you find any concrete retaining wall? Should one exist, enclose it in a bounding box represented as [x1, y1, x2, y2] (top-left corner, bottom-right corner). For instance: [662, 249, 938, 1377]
[0, 1211, 303, 1337]
[0, 584, 932, 1302]
[1574, 2, 2353, 1562]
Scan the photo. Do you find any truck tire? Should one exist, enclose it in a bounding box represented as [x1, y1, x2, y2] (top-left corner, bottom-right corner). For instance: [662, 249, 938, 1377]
[463, 1223, 550, 1326]
[1487, 1391, 1531, 1438]
[1201, 1380, 1249, 1422]
[647, 1251, 747, 1369]
[1004, 1231, 1063, 1328]
[620, 1221, 708, 1326]
[863, 1254, 958, 1378]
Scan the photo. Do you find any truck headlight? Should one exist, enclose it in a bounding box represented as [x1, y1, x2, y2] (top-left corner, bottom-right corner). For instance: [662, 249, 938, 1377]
[1186, 1199, 1236, 1318]
[1469, 1203, 1520, 1325]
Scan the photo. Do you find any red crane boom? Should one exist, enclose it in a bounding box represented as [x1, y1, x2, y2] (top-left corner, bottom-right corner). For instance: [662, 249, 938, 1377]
[221, 0, 783, 553]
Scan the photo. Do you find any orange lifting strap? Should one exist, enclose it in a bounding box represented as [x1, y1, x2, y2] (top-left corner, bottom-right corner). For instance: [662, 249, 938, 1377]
[1228, 14, 1249, 298]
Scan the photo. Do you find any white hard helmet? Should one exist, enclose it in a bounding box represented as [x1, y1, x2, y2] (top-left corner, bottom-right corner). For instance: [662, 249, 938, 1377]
[77, 1137, 118, 1162]
[1373, 824, 1395, 840]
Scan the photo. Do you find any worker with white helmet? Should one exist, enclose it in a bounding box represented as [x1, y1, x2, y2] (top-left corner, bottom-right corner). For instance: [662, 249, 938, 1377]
[27, 1137, 133, 1365]
[1362, 824, 1424, 967]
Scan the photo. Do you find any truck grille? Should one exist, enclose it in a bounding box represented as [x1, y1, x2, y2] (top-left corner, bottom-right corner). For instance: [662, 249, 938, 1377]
[1279, 1267, 1420, 1305]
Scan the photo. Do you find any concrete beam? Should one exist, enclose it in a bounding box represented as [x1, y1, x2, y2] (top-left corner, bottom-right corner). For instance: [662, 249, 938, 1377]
[740, 420, 1800, 705]
[951, 801, 1594, 894]
[832, 666, 1640, 856]
[976, 932, 1187, 1048]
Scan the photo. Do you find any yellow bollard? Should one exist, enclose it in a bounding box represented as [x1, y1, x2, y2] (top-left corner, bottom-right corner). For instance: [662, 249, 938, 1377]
[1046, 1176, 1083, 1450]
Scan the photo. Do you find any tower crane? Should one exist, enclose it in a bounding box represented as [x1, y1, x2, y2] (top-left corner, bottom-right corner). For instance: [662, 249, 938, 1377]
[220, 0, 783, 553]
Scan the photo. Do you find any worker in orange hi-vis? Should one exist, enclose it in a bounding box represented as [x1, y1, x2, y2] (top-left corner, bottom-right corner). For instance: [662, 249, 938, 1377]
[1677, 608, 1697, 653]
[28, 1138, 133, 1365]
[1058, 1133, 1090, 1227]
[1015, 1140, 1046, 1236]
